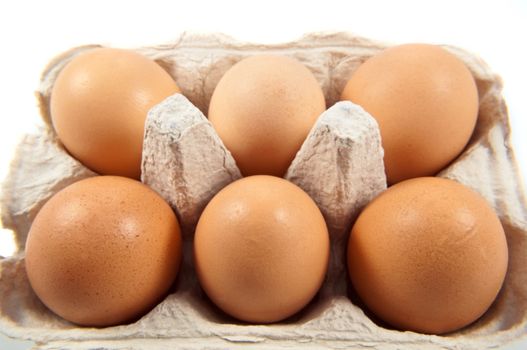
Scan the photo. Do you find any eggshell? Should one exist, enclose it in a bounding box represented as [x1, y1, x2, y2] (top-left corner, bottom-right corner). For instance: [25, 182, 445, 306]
[24, 176, 182, 327]
[341, 44, 479, 184]
[208, 55, 326, 177]
[50, 48, 180, 179]
[347, 177, 508, 334]
[194, 175, 330, 323]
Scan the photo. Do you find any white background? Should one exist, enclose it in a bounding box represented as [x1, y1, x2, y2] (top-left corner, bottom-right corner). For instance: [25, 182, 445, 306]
[0, 1, 526, 348]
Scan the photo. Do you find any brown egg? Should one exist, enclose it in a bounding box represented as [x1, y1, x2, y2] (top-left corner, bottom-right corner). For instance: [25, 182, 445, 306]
[347, 177, 508, 334]
[50, 48, 180, 179]
[208, 55, 326, 177]
[25, 176, 182, 327]
[194, 175, 329, 323]
[341, 44, 479, 184]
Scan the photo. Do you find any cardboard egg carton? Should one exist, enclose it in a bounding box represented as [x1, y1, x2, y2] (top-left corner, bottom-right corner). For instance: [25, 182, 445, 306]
[1, 32, 526, 349]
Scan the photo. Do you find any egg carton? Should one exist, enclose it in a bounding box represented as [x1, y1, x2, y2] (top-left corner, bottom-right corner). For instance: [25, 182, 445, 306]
[1, 32, 526, 349]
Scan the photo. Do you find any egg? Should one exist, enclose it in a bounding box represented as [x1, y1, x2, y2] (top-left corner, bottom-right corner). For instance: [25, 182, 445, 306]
[194, 175, 330, 323]
[208, 55, 326, 177]
[25, 176, 182, 327]
[347, 177, 508, 334]
[341, 44, 479, 184]
[50, 48, 180, 179]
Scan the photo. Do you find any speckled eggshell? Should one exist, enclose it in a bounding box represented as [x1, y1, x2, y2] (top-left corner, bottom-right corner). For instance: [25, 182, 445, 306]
[208, 55, 326, 177]
[24, 176, 182, 327]
[347, 177, 508, 334]
[194, 175, 330, 323]
[50, 48, 181, 179]
[341, 44, 479, 184]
